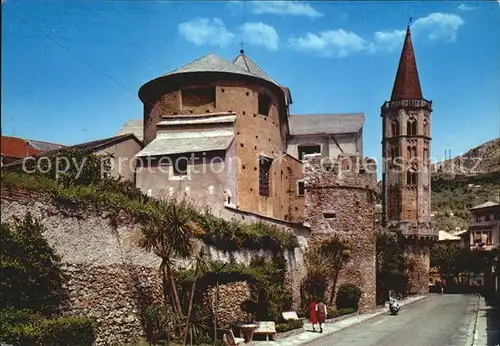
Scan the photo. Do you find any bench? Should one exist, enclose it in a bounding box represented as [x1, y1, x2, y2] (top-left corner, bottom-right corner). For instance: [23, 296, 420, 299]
[221, 329, 244, 345]
[282, 311, 300, 320]
[253, 321, 276, 341]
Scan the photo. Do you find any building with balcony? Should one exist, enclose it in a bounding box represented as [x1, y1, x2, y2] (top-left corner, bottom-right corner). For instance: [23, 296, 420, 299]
[467, 201, 500, 250]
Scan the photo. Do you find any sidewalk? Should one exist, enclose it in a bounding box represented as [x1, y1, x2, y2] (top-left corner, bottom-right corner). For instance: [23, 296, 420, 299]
[253, 295, 427, 346]
[473, 295, 500, 346]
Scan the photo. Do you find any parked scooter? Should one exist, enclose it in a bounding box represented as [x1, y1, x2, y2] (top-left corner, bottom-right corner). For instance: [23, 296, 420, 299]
[388, 290, 400, 315]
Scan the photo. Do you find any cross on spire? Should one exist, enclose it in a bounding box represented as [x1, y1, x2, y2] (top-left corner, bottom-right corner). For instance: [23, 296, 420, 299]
[239, 41, 245, 54]
[409, 17, 413, 26]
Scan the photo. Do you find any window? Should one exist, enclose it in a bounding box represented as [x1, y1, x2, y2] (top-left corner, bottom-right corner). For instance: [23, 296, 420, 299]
[407, 118, 417, 136]
[485, 214, 491, 221]
[258, 93, 272, 116]
[495, 212, 500, 221]
[298, 145, 321, 161]
[406, 170, 417, 185]
[181, 86, 216, 107]
[388, 188, 400, 220]
[391, 120, 400, 137]
[323, 212, 336, 219]
[390, 143, 400, 162]
[423, 119, 429, 136]
[475, 214, 481, 222]
[297, 181, 305, 196]
[173, 157, 188, 176]
[423, 147, 429, 164]
[259, 156, 272, 197]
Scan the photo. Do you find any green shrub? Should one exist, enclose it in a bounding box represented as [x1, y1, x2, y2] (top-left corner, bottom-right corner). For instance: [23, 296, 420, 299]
[330, 308, 356, 318]
[42, 316, 95, 346]
[335, 284, 362, 311]
[275, 319, 304, 333]
[0, 214, 65, 315]
[0, 309, 95, 346]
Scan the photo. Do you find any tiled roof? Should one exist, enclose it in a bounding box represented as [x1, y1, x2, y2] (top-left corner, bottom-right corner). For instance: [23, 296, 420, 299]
[163, 53, 258, 79]
[1, 135, 65, 159]
[288, 113, 365, 136]
[390, 26, 423, 101]
[438, 230, 461, 241]
[233, 51, 292, 105]
[135, 134, 234, 157]
[471, 201, 500, 210]
[117, 119, 143, 141]
[4, 134, 141, 167]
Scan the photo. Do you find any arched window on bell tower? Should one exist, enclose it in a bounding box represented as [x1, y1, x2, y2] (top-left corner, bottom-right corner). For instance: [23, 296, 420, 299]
[391, 120, 400, 137]
[423, 119, 429, 137]
[407, 169, 418, 185]
[407, 118, 417, 136]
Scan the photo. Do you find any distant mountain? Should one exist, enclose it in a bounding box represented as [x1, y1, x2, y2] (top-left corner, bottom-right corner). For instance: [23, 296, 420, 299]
[432, 138, 500, 232]
[432, 138, 500, 178]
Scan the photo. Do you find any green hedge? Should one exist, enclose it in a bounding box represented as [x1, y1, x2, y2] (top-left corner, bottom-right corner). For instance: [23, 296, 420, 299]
[1, 171, 298, 252]
[275, 319, 304, 333]
[0, 309, 95, 346]
[336, 284, 362, 310]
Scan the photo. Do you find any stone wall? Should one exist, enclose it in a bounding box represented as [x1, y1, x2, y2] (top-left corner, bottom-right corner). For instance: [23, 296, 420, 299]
[303, 153, 377, 313]
[405, 243, 431, 294]
[204, 281, 252, 328]
[0, 187, 303, 344]
[59, 263, 163, 345]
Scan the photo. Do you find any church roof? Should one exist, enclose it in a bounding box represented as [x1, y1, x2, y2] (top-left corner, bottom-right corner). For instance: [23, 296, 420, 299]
[390, 26, 423, 101]
[233, 50, 292, 105]
[288, 113, 365, 136]
[162, 53, 257, 79]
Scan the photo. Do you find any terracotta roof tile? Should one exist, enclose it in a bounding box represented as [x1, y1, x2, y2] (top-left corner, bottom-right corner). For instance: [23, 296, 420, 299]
[1, 135, 64, 159]
[390, 26, 423, 101]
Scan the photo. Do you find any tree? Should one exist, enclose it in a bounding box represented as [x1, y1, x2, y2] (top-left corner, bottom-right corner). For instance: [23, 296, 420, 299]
[376, 231, 408, 303]
[138, 199, 203, 315]
[430, 243, 463, 282]
[315, 236, 351, 306]
[182, 244, 209, 345]
[0, 213, 65, 315]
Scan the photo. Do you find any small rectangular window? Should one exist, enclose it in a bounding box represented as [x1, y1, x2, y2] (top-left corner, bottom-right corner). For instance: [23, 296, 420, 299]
[323, 212, 336, 219]
[297, 181, 305, 196]
[258, 93, 271, 116]
[173, 158, 188, 176]
[259, 156, 272, 197]
[298, 145, 321, 161]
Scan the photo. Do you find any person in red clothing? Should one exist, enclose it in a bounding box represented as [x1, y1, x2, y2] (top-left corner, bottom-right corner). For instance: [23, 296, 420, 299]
[309, 300, 318, 331]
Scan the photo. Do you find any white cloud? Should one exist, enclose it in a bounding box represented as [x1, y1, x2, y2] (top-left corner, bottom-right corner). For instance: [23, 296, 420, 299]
[370, 29, 406, 53]
[457, 3, 475, 11]
[289, 29, 368, 58]
[411, 13, 464, 42]
[178, 18, 234, 48]
[250, 1, 323, 18]
[240, 22, 279, 51]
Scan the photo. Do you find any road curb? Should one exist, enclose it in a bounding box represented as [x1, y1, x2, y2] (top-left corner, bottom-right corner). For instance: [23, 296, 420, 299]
[471, 294, 482, 346]
[300, 295, 429, 345]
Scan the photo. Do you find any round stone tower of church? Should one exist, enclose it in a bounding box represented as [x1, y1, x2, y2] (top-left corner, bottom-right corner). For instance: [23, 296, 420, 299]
[137, 50, 303, 221]
[381, 26, 438, 294]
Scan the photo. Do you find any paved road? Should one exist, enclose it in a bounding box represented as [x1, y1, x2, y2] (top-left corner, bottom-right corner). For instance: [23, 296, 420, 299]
[305, 294, 478, 346]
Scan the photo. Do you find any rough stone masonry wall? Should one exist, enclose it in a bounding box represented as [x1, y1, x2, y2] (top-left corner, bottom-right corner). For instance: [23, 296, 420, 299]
[304, 154, 378, 313]
[0, 188, 282, 345]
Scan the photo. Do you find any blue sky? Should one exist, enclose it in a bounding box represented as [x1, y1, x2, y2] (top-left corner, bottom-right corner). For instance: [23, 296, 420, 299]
[2, 0, 499, 168]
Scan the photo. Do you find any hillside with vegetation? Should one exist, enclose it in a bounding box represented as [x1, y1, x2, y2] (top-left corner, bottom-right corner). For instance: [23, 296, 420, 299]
[431, 138, 500, 232]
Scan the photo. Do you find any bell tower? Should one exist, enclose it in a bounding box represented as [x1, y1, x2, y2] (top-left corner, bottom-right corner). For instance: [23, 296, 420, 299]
[381, 25, 437, 294]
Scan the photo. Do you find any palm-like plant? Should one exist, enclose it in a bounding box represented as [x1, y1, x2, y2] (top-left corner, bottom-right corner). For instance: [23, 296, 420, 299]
[315, 236, 350, 305]
[139, 199, 199, 315]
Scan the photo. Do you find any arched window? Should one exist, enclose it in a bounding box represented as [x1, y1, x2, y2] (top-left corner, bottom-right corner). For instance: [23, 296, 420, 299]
[423, 147, 429, 164]
[407, 118, 417, 136]
[391, 120, 400, 137]
[407, 170, 418, 185]
[390, 144, 399, 160]
[388, 187, 400, 220]
[423, 119, 429, 137]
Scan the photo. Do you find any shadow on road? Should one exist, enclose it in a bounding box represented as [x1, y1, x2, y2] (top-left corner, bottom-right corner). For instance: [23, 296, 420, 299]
[484, 295, 500, 345]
